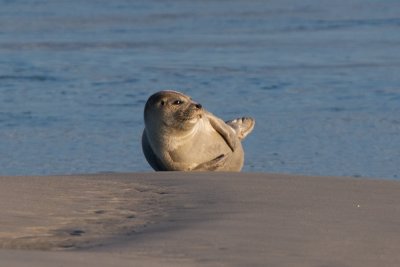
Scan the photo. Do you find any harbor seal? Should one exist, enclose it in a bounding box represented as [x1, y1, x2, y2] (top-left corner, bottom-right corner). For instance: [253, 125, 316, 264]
[142, 90, 255, 171]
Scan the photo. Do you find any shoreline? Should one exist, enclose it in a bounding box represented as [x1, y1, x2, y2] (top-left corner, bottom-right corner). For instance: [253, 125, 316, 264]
[1, 172, 400, 266]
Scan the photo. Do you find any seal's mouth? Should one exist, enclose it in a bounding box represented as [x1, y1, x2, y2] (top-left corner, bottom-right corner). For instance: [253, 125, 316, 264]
[174, 103, 203, 126]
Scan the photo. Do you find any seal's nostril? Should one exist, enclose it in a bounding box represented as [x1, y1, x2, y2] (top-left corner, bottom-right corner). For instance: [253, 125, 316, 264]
[196, 103, 202, 109]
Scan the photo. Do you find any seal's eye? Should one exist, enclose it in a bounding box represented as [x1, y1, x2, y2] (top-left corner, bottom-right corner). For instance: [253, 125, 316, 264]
[173, 100, 184, 105]
[160, 100, 165, 106]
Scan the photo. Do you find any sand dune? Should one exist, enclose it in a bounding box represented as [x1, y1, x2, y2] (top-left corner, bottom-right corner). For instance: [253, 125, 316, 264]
[1, 172, 400, 266]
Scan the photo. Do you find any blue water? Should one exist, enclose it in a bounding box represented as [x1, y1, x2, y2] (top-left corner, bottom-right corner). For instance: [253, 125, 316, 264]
[0, 0, 399, 179]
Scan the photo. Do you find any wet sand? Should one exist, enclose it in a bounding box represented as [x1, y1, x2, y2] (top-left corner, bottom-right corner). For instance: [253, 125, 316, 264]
[1, 172, 400, 266]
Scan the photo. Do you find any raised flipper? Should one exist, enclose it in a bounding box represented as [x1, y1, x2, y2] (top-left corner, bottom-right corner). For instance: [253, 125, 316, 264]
[206, 112, 238, 152]
[226, 117, 255, 140]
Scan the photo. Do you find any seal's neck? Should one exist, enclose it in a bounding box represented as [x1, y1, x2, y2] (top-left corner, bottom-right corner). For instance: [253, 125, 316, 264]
[164, 119, 205, 151]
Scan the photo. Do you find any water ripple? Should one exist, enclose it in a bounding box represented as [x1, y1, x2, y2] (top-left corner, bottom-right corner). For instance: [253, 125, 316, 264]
[0, 75, 59, 82]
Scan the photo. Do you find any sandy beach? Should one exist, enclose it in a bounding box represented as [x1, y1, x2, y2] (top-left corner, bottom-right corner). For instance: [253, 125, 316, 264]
[1, 172, 400, 266]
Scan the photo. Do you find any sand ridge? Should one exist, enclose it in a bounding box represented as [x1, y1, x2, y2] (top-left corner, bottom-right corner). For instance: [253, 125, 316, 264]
[0, 174, 171, 250]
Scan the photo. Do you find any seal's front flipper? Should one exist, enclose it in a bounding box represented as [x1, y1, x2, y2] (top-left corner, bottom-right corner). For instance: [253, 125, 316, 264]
[226, 117, 255, 140]
[207, 112, 238, 152]
[193, 154, 228, 171]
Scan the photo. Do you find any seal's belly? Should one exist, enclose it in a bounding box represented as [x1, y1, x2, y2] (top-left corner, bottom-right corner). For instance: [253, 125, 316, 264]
[169, 129, 231, 164]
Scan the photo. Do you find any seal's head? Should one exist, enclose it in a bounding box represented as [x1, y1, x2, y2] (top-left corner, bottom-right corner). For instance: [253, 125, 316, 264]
[144, 90, 203, 132]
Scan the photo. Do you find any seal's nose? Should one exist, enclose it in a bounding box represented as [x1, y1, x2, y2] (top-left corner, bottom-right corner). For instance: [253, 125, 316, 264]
[195, 103, 202, 109]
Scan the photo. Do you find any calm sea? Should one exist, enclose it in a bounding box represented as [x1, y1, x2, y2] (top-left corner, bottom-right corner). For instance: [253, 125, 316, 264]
[0, 0, 399, 178]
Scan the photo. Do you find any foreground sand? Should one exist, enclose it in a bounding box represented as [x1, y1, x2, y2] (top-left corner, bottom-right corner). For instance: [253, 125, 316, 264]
[1, 172, 400, 266]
